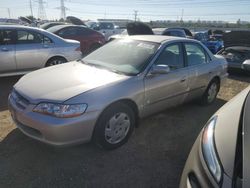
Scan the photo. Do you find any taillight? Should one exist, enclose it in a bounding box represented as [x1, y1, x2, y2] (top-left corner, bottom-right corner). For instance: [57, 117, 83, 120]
[75, 46, 81, 52]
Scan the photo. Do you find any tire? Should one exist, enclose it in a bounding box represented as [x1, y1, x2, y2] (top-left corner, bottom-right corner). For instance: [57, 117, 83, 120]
[93, 102, 135, 150]
[46, 57, 67, 67]
[201, 79, 220, 105]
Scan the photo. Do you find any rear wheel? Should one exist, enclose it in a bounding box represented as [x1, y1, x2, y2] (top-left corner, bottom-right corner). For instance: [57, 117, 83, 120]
[93, 102, 135, 150]
[201, 79, 220, 105]
[46, 57, 67, 67]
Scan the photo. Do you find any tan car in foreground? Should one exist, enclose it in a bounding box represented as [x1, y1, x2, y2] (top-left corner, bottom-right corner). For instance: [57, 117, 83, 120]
[9, 35, 228, 149]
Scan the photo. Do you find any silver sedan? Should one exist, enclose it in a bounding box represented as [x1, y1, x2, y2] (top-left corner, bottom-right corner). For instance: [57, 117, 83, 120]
[9, 35, 228, 149]
[0, 25, 82, 77]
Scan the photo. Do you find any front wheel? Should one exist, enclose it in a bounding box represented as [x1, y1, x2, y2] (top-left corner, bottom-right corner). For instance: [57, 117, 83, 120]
[93, 102, 135, 150]
[201, 80, 220, 105]
[46, 57, 67, 67]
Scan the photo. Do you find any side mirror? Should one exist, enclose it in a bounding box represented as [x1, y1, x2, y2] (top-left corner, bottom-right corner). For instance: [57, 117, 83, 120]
[149, 64, 170, 75]
[242, 60, 250, 71]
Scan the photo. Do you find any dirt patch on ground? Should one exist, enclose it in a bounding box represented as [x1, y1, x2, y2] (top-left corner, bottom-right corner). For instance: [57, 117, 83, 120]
[0, 74, 249, 188]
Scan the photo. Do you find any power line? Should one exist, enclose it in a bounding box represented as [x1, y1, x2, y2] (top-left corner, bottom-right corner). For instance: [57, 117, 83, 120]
[36, 0, 47, 20]
[59, 0, 67, 20]
[30, 0, 34, 18]
[134, 10, 138, 21]
[7, 8, 10, 18]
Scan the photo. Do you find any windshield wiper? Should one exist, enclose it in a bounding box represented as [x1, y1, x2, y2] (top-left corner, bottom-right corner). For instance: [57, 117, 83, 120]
[78, 60, 132, 76]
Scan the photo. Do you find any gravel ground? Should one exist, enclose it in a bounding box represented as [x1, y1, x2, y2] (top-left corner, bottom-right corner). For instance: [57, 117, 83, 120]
[0, 74, 249, 188]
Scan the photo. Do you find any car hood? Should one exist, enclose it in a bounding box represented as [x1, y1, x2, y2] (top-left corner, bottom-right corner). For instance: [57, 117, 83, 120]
[223, 31, 250, 48]
[214, 86, 250, 178]
[14, 62, 128, 103]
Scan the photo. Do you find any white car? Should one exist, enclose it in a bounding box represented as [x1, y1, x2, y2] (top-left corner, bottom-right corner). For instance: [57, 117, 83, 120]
[0, 25, 82, 77]
[86, 21, 121, 41]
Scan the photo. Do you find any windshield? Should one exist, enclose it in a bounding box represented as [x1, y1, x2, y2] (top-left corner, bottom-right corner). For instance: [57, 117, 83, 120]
[83, 39, 159, 75]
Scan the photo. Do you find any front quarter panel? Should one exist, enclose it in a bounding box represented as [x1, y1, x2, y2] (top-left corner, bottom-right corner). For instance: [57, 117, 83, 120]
[64, 76, 145, 118]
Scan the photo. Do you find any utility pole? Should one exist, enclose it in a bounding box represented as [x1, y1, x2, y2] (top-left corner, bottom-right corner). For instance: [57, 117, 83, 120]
[56, 0, 68, 20]
[37, 0, 47, 20]
[60, 0, 66, 20]
[30, 0, 34, 18]
[7, 8, 10, 18]
[181, 9, 184, 21]
[134, 10, 138, 22]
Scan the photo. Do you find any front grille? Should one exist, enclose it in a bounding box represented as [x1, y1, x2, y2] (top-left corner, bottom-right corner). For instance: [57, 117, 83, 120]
[10, 90, 30, 110]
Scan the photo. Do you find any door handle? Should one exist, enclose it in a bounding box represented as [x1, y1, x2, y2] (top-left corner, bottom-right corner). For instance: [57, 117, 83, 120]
[180, 77, 186, 82]
[1, 47, 9, 51]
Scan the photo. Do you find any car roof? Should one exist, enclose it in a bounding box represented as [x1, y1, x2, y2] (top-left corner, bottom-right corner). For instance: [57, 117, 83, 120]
[0, 25, 46, 32]
[47, 24, 87, 31]
[125, 35, 196, 44]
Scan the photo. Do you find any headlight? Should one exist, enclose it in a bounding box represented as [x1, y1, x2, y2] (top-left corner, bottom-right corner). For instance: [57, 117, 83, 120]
[202, 116, 222, 183]
[33, 103, 87, 118]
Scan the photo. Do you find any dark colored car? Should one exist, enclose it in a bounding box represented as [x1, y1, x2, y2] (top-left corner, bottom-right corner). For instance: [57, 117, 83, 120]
[205, 34, 224, 54]
[194, 31, 209, 43]
[217, 31, 250, 73]
[194, 31, 223, 54]
[47, 25, 105, 54]
[162, 27, 193, 38]
[180, 85, 250, 188]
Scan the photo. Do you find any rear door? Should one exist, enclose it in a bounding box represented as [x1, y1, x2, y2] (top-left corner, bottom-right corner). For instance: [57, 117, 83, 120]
[0, 29, 16, 73]
[15, 29, 52, 71]
[144, 43, 189, 115]
[183, 42, 214, 99]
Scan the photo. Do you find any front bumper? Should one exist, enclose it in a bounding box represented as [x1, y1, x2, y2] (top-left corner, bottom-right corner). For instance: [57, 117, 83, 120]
[180, 133, 232, 188]
[8, 94, 99, 146]
[228, 62, 249, 72]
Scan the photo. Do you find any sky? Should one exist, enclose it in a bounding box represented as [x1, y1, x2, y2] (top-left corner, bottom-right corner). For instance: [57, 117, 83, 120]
[0, 0, 250, 22]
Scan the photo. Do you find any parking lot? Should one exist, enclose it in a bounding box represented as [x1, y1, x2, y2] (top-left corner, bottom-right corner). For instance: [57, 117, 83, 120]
[0, 74, 249, 188]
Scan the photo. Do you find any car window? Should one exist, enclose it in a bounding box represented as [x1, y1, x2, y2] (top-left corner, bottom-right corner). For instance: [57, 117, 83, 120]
[155, 44, 184, 70]
[99, 23, 114, 30]
[58, 27, 77, 37]
[185, 43, 207, 66]
[43, 35, 53, 44]
[17, 30, 43, 44]
[0, 30, 15, 45]
[77, 27, 93, 35]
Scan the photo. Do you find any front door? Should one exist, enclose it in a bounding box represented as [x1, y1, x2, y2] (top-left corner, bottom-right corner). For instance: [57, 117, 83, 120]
[144, 43, 189, 116]
[0, 29, 16, 74]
